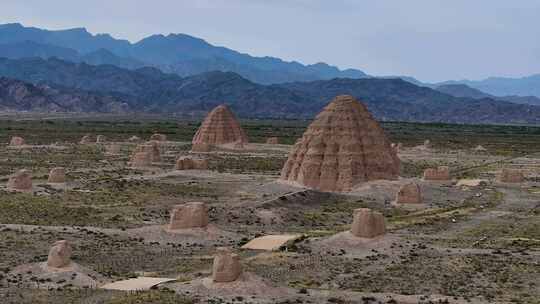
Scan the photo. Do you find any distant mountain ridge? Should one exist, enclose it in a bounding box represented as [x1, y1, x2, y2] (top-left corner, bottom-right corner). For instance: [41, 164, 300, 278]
[0, 23, 367, 84]
[1, 57, 540, 124]
[436, 83, 540, 106]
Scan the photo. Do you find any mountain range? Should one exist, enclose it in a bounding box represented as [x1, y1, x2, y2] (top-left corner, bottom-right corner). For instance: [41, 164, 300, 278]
[0, 23, 366, 84]
[1, 57, 540, 124]
[435, 84, 540, 106]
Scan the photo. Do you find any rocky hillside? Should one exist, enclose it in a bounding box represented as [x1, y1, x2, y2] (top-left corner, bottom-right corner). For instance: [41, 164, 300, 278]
[1, 57, 540, 124]
[0, 77, 128, 112]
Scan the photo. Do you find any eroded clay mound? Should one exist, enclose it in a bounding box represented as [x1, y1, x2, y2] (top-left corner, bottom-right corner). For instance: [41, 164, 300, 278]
[48, 167, 66, 183]
[150, 133, 167, 141]
[169, 202, 209, 230]
[175, 156, 209, 170]
[79, 135, 93, 144]
[498, 168, 524, 183]
[130, 151, 152, 167]
[9, 136, 25, 146]
[47, 240, 72, 268]
[266, 137, 279, 144]
[280, 95, 400, 192]
[134, 142, 161, 162]
[423, 166, 450, 181]
[212, 247, 242, 283]
[192, 104, 248, 146]
[351, 208, 386, 238]
[7, 169, 32, 191]
[96, 135, 107, 143]
[396, 182, 423, 204]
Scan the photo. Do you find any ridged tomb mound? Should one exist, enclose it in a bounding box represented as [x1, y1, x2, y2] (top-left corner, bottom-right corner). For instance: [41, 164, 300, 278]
[175, 156, 209, 170]
[192, 104, 248, 147]
[9, 136, 25, 146]
[168, 202, 209, 230]
[351, 208, 386, 238]
[7, 169, 32, 191]
[212, 247, 242, 283]
[48, 167, 66, 183]
[280, 95, 400, 192]
[423, 166, 450, 181]
[498, 169, 524, 183]
[395, 182, 422, 204]
[47, 240, 72, 268]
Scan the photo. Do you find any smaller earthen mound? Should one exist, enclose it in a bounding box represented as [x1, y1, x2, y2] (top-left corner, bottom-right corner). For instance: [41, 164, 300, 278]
[351, 208, 386, 238]
[7, 169, 32, 191]
[96, 135, 107, 143]
[130, 151, 152, 167]
[212, 247, 242, 283]
[498, 168, 524, 183]
[48, 167, 66, 183]
[105, 144, 121, 155]
[169, 202, 209, 230]
[150, 133, 167, 141]
[391, 142, 403, 153]
[79, 135, 93, 144]
[395, 182, 422, 204]
[474, 145, 487, 152]
[423, 166, 450, 181]
[47, 240, 72, 268]
[423, 139, 431, 149]
[175, 156, 209, 170]
[192, 143, 212, 152]
[266, 137, 279, 144]
[128, 136, 141, 142]
[9, 136, 25, 146]
[134, 142, 160, 162]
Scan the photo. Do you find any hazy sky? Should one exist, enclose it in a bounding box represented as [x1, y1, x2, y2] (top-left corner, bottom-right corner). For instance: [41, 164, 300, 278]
[2, 0, 539, 82]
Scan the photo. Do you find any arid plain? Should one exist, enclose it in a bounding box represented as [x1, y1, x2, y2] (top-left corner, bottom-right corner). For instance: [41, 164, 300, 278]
[0, 103, 539, 304]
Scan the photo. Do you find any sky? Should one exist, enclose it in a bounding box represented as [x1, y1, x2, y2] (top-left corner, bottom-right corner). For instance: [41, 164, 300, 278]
[1, 0, 539, 82]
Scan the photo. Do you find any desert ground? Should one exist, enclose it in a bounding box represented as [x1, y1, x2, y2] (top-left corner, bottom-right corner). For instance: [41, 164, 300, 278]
[0, 115, 539, 304]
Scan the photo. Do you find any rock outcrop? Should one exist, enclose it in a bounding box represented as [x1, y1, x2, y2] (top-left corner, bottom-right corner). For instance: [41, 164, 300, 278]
[192, 104, 248, 148]
[9, 136, 25, 146]
[498, 168, 524, 183]
[423, 166, 450, 181]
[280, 95, 400, 192]
[175, 157, 209, 170]
[7, 169, 32, 191]
[48, 167, 66, 183]
[168, 202, 209, 230]
[351, 208, 386, 238]
[395, 182, 422, 204]
[266, 137, 279, 144]
[134, 142, 160, 162]
[130, 151, 152, 167]
[47, 240, 72, 268]
[212, 247, 242, 283]
[150, 133, 167, 141]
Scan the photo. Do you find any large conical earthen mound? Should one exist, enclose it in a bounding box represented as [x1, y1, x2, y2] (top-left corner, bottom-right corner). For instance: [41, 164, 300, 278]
[192, 105, 248, 147]
[280, 95, 400, 192]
